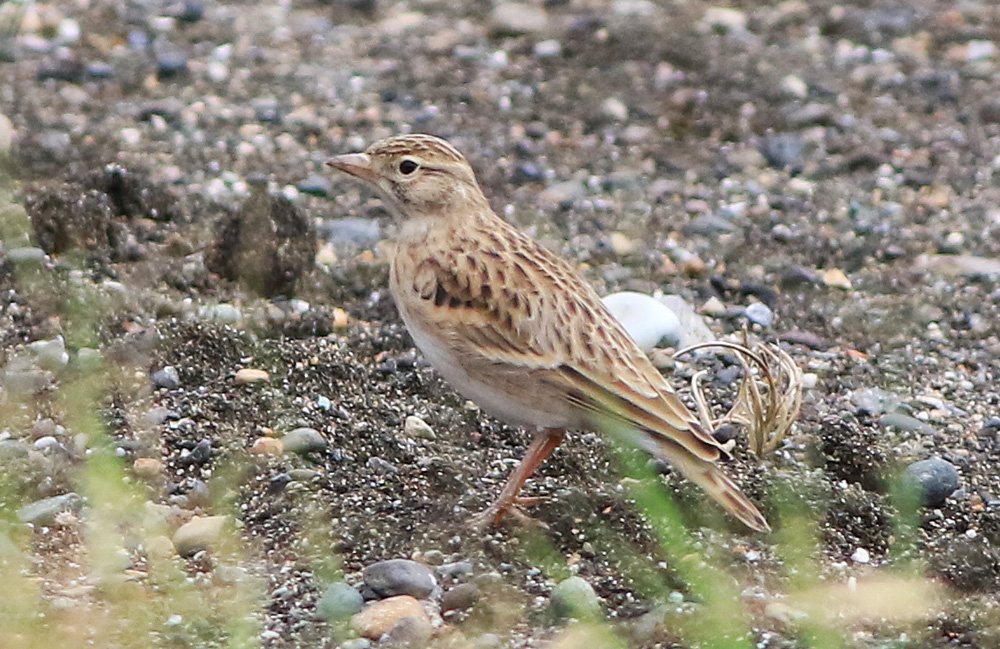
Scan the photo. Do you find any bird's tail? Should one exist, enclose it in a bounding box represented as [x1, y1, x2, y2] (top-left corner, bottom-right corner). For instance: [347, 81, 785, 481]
[638, 430, 770, 533]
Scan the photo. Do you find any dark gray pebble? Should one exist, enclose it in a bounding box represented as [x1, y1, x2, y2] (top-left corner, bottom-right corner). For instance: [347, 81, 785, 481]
[904, 458, 959, 507]
[363, 558, 437, 599]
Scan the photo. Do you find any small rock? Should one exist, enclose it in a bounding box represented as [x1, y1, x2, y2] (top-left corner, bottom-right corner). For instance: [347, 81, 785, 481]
[441, 583, 480, 611]
[761, 133, 805, 172]
[172, 515, 228, 557]
[6, 248, 47, 265]
[282, 427, 328, 454]
[151, 366, 181, 389]
[602, 292, 681, 351]
[250, 437, 284, 456]
[659, 295, 716, 347]
[28, 336, 68, 370]
[916, 254, 1000, 278]
[157, 51, 188, 79]
[744, 302, 774, 327]
[234, 368, 270, 384]
[539, 181, 585, 208]
[600, 97, 629, 122]
[363, 558, 437, 599]
[339, 640, 371, 649]
[350, 595, 428, 639]
[850, 388, 902, 415]
[367, 456, 398, 474]
[182, 440, 212, 465]
[533, 39, 561, 57]
[780, 74, 808, 99]
[903, 458, 960, 508]
[317, 582, 365, 621]
[298, 175, 332, 197]
[703, 6, 747, 32]
[0, 113, 12, 154]
[880, 413, 934, 436]
[17, 493, 82, 525]
[491, 3, 548, 34]
[851, 547, 871, 564]
[550, 576, 601, 619]
[403, 415, 436, 440]
[822, 268, 853, 290]
[133, 457, 165, 478]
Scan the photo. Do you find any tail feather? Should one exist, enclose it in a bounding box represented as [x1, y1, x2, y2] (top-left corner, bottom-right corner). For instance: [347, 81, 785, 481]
[638, 431, 770, 533]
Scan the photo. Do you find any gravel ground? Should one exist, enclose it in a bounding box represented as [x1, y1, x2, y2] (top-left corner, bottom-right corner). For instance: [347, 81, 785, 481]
[3, 0, 1000, 647]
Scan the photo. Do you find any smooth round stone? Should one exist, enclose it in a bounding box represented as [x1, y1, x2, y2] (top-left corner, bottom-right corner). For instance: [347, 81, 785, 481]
[298, 175, 331, 197]
[6, 247, 47, 265]
[903, 458, 960, 507]
[172, 515, 228, 556]
[316, 582, 364, 621]
[157, 51, 189, 79]
[151, 365, 181, 389]
[28, 336, 68, 370]
[403, 415, 435, 440]
[602, 291, 681, 352]
[550, 576, 601, 619]
[281, 427, 327, 454]
[441, 582, 480, 611]
[350, 595, 427, 640]
[744, 302, 774, 327]
[880, 413, 935, 435]
[363, 558, 437, 599]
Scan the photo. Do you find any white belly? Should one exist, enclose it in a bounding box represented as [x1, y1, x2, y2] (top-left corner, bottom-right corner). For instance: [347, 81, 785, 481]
[396, 300, 571, 430]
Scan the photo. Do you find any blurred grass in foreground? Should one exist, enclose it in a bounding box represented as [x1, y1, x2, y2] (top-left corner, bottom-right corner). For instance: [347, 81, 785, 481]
[0, 163, 964, 649]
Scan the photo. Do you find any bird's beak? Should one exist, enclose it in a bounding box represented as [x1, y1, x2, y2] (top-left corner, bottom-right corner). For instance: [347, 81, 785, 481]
[326, 153, 378, 183]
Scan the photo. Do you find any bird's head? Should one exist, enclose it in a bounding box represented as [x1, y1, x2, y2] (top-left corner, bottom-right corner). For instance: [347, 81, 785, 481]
[327, 134, 489, 220]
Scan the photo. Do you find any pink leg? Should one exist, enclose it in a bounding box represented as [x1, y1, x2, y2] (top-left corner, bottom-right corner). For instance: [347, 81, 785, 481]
[471, 428, 566, 528]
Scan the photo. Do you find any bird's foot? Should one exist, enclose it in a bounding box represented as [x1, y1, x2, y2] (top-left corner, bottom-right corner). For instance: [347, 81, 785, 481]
[469, 496, 548, 530]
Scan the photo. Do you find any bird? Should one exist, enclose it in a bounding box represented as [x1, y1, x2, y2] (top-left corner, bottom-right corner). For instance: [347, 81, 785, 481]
[327, 134, 769, 533]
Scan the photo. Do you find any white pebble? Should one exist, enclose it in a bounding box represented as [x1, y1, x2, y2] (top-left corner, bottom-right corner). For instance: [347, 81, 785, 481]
[602, 292, 681, 352]
[850, 547, 870, 564]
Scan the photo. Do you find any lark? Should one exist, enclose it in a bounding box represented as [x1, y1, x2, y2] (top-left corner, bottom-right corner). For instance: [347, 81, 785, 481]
[328, 134, 769, 532]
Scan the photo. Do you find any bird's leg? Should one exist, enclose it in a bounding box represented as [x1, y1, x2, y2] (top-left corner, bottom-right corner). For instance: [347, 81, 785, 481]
[471, 428, 566, 528]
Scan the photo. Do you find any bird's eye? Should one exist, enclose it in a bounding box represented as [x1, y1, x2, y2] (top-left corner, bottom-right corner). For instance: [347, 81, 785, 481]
[399, 159, 419, 175]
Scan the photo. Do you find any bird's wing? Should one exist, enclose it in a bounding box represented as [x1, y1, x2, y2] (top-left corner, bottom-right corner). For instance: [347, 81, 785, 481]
[402, 224, 724, 461]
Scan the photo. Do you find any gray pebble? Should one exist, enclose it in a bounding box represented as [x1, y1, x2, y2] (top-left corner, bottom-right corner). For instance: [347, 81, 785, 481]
[320, 218, 382, 248]
[760, 132, 805, 172]
[904, 458, 960, 508]
[386, 615, 431, 647]
[366, 456, 398, 474]
[436, 561, 473, 582]
[157, 51, 189, 79]
[17, 492, 82, 525]
[744, 302, 774, 327]
[339, 640, 371, 649]
[28, 336, 68, 370]
[880, 413, 935, 436]
[151, 365, 181, 389]
[282, 427, 328, 454]
[363, 558, 437, 599]
[316, 582, 364, 621]
[298, 175, 331, 197]
[550, 576, 601, 619]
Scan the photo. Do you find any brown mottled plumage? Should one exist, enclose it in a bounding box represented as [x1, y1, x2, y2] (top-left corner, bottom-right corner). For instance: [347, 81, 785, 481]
[327, 134, 769, 532]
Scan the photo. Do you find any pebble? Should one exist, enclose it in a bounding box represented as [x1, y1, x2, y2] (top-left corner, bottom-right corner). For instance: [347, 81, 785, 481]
[298, 175, 331, 197]
[316, 582, 365, 621]
[403, 415, 436, 440]
[156, 51, 189, 79]
[17, 493, 82, 525]
[601, 292, 681, 351]
[550, 576, 601, 619]
[761, 133, 805, 172]
[703, 6, 747, 32]
[321, 218, 382, 248]
[339, 640, 371, 649]
[363, 558, 437, 599]
[350, 595, 429, 639]
[250, 437, 284, 456]
[28, 336, 68, 370]
[441, 582, 480, 611]
[880, 413, 934, 436]
[437, 561, 474, 582]
[903, 458, 959, 508]
[822, 268, 853, 290]
[491, 3, 548, 34]
[172, 515, 228, 557]
[234, 368, 270, 384]
[533, 39, 561, 57]
[203, 304, 242, 323]
[133, 457, 165, 478]
[6, 247, 47, 265]
[281, 427, 328, 454]
[367, 456, 398, 474]
[917, 254, 1000, 278]
[851, 547, 871, 564]
[151, 365, 181, 389]
[539, 180, 585, 208]
[600, 97, 629, 122]
[850, 388, 902, 415]
[744, 302, 774, 327]
[0, 113, 12, 154]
